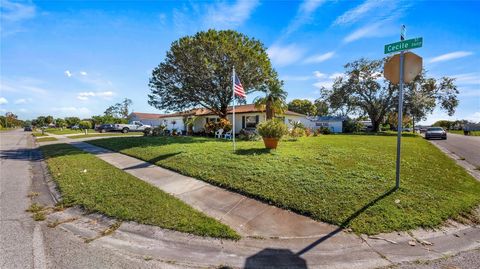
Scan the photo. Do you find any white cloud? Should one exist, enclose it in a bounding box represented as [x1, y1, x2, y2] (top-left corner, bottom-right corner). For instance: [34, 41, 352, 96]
[77, 91, 115, 101]
[267, 44, 305, 67]
[204, 0, 259, 29]
[429, 51, 473, 63]
[341, 1, 410, 43]
[0, 77, 49, 95]
[284, 0, 326, 36]
[343, 22, 383, 43]
[329, 72, 345, 79]
[14, 98, 32, 104]
[0, 97, 8, 104]
[0, 0, 36, 22]
[18, 108, 27, 113]
[452, 73, 480, 85]
[80, 71, 88, 76]
[64, 70, 72, 77]
[312, 71, 345, 90]
[52, 106, 91, 116]
[313, 71, 326, 79]
[466, 112, 480, 123]
[313, 80, 334, 89]
[333, 0, 392, 26]
[303, 51, 335, 64]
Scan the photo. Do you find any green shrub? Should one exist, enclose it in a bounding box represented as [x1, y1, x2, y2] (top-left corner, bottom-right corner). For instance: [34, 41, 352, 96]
[78, 121, 92, 130]
[238, 129, 260, 141]
[290, 127, 306, 139]
[257, 119, 288, 139]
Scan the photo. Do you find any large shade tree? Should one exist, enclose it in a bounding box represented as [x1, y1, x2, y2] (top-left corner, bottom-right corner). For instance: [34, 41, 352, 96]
[287, 99, 316, 116]
[148, 29, 275, 119]
[324, 58, 459, 132]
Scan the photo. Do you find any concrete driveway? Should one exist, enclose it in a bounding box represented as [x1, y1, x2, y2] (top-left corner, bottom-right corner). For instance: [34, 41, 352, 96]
[428, 133, 480, 168]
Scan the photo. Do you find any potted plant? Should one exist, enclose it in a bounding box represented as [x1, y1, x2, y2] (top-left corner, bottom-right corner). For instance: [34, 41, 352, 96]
[256, 119, 288, 149]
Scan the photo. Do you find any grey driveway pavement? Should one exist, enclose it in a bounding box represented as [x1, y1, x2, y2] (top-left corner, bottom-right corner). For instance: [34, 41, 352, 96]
[428, 133, 480, 168]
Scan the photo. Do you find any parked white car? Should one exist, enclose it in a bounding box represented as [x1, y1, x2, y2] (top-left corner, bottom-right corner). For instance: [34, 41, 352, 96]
[114, 121, 151, 133]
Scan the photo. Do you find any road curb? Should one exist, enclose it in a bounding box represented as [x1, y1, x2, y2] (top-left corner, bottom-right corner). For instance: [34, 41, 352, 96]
[428, 139, 480, 181]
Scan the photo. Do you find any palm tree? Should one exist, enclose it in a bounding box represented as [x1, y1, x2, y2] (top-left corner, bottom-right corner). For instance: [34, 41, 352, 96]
[254, 79, 288, 120]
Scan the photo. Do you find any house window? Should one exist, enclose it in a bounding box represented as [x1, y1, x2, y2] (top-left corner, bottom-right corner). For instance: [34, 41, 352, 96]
[245, 116, 258, 128]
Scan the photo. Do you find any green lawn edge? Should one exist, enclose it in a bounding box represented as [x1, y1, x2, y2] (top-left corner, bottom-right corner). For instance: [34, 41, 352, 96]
[87, 135, 480, 235]
[36, 137, 58, 142]
[40, 143, 240, 240]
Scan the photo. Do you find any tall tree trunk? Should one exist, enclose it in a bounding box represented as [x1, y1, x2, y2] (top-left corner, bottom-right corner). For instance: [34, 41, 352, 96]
[266, 99, 273, 120]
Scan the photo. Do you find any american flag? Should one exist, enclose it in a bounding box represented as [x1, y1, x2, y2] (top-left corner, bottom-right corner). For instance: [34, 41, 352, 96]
[234, 73, 246, 98]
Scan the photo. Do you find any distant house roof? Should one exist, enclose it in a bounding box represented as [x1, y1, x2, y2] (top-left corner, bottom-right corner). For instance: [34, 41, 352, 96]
[156, 104, 306, 118]
[129, 112, 165, 120]
[310, 116, 349, 122]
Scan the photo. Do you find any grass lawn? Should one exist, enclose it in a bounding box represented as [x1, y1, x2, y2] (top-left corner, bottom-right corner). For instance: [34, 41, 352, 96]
[88, 135, 480, 235]
[32, 132, 48, 137]
[46, 128, 87, 135]
[40, 143, 239, 239]
[69, 133, 143, 139]
[36, 137, 58, 142]
[449, 130, 480, 136]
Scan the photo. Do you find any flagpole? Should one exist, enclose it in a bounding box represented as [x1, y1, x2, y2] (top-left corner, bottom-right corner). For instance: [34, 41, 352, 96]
[232, 66, 236, 152]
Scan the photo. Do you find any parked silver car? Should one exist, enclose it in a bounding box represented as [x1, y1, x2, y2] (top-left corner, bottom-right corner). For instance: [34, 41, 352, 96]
[425, 127, 447, 140]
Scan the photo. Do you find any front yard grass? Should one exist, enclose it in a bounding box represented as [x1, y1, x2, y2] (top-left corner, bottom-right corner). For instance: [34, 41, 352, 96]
[88, 135, 480, 235]
[46, 128, 86, 135]
[40, 143, 239, 239]
[36, 137, 58, 142]
[448, 130, 480, 136]
[68, 133, 143, 139]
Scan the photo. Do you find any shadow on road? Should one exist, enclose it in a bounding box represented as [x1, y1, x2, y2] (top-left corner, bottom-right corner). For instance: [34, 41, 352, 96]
[244, 248, 307, 269]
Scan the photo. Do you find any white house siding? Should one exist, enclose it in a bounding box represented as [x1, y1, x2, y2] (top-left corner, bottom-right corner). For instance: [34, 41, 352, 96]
[129, 115, 163, 127]
[159, 117, 185, 131]
[181, 113, 308, 134]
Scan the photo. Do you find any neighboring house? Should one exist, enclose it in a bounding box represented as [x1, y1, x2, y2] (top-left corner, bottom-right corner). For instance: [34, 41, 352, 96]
[135, 104, 307, 134]
[128, 112, 165, 127]
[305, 116, 348, 133]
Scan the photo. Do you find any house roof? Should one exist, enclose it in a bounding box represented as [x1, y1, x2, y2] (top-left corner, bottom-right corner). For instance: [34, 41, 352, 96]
[129, 112, 165, 119]
[156, 104, 306, 118]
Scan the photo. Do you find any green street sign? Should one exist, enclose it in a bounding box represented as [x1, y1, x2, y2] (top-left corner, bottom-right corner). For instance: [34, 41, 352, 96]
[384, 37, 423, 54]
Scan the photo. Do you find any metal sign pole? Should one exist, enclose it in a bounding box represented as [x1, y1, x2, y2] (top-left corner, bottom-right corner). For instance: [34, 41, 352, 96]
[395, 25, 406, 190]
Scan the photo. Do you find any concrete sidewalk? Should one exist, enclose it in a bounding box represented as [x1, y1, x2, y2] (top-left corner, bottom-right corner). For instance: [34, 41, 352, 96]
[70, 141, 337, 238]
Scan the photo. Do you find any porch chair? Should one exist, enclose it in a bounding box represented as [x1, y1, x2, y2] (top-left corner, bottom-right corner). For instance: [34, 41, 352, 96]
[223, 131, 232, 140]
[215, 128, 224, 138]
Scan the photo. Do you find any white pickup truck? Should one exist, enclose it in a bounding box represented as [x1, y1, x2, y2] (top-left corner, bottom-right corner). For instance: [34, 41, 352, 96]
[114, 121, 151, 133]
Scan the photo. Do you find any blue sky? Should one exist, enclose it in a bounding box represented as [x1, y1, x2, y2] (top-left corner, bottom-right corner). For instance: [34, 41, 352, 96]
[1, 0, 479, 124]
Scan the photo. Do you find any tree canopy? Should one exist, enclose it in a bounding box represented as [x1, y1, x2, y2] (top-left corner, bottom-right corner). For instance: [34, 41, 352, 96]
[322, 58, 459, 132]
[148, 29, 275, 118]
[254, 78, 288, 120]
[287, 99, 316, 116]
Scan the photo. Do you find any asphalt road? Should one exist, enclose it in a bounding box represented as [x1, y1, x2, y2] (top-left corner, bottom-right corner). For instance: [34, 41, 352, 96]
[0, 129, 172, 269]
[429, 133, 480, 168]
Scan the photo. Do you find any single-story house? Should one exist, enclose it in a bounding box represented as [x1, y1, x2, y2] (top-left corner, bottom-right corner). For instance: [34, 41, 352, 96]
[128, 112, 166, 127]
[133, 104, 308, 134]
[305, 116, 348, 133]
